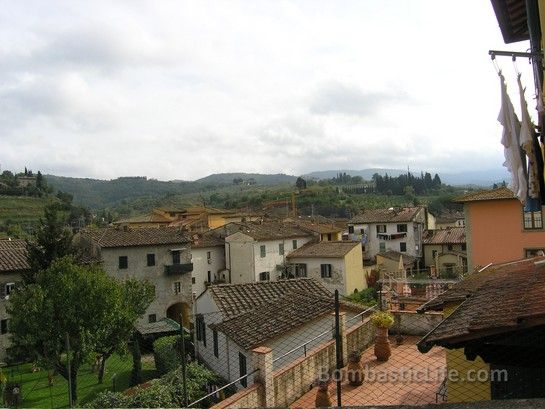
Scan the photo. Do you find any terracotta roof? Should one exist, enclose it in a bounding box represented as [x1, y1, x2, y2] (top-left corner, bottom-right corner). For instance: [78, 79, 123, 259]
[287, 241, 359, 259]
[80, 227, 191, 248]
[211, 290, 337, 349]
[376, 250, 417, 265]
[349, 207, 424, 224]
[417, 256, 545, 352]
[454, 187, 515, 203]
[422, 228, 466, 245]
[224, 221, 312, 241]
[114, 213, 173, 224]
[191, 229, 225, 248]
[0, 238, 30, 272]
[435, 210, 464, 224]
[204, 278, 331, 319]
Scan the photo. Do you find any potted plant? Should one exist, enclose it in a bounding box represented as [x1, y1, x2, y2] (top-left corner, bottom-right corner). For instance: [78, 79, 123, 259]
[314, 378, 332, 408]
[347, 350, 364, 386]
[370, 311, 395, 362]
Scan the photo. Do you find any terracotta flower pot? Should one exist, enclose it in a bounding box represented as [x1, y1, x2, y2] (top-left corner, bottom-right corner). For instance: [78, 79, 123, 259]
[347, 351, 364, 386]
[315, 381, 332, 408]
[374, 326, 391, 362]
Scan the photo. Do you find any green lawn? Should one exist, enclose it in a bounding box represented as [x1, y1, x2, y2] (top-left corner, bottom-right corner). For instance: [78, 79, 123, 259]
[3, 354, 156, 408]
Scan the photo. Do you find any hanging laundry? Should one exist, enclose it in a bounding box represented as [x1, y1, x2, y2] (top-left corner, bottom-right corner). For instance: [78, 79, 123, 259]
[498, 74, 527, 203]
[517, 74, 540, 200]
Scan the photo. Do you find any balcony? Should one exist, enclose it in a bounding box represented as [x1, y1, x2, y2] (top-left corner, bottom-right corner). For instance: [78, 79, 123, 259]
[377, 232, 406, 240]
[164, 263, 193, 276]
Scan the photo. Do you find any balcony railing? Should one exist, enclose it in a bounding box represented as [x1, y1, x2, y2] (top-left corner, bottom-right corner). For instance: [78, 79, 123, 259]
[164, 263, 193, 276]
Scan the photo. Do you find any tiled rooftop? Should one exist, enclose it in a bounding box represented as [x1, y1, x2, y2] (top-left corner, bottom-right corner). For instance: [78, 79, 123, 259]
[0, 238, 29, 272]
[418, 256, 545, 351]
[80, 227, 191, 248]
[377, 250, 417, 265]
[349, 207, 424, 224]
[435, 210, 464, 224]
[454, 187, 515, 203]
[422, 227, 466, 245]
[224, 221, 313, 241]
[290, 336, 446, 408]
[205, 278, 331, 319]
[287, 241, 359, 259]
[191, 228, 226, 248]
[212, 290, 347, 350]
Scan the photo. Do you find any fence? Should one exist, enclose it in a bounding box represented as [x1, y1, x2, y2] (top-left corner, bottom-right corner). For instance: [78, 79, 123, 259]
[5, 280, 542, 408]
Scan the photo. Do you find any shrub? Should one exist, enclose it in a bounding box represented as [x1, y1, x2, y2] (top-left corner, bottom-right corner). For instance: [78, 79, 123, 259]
[85, 391, 129, 408]
[345, 287, 377, 307]
[370, 311, 394, 328]
[153, 336, 180, 375]
[127, 382, 176, 408]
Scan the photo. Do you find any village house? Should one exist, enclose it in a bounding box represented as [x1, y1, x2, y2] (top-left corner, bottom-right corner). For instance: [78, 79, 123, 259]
[455, 187, 545, 271]
[194, 278, 363, 386]
[285, 241, 365, 295]
[114, 206, 251, 232]
[191, 228, 227, 297]
[224, 221, 314, 284]
[76, 227, 193, 328]
[422, 227, 467, 277]
[0, 238, 29, 361]
[435, 210, 465, 229]
[417, 256, 545, 402]
[348, 206, 434, 266]
[285, 215, 344, 242]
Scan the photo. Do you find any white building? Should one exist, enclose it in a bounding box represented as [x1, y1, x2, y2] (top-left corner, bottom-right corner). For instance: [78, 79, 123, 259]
[348, 207, 433, 264]
[224, 221, 314, 284]
[0, 238, 28, 361]
[286, 241, 366, 295]
[194, 279, 362, 386]
[191, 229, 227, 297]
[78, 227, 193, 328]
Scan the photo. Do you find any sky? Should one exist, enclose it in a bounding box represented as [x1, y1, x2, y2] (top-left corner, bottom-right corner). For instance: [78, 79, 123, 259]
[0, 0, 537, 181]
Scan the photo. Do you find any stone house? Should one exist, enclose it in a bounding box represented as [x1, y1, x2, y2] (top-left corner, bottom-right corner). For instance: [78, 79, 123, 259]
[224, 221, 314, 284]
[191, 228, 227, 297]
[348, 207, 433, 266]
[77, 227, 193, 328]
[286, 241, 366, 295]
[435, 210, 465, 229]
[422, 227, 467, 277]
[0, 238, 29, 361]
[194, 278, 363, 386]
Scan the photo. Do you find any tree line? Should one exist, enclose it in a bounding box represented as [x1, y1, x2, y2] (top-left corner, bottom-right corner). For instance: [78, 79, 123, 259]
[372, 171, 442, 195]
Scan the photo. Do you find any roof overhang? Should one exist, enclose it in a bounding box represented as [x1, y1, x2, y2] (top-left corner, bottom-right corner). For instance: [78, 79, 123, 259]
[491, 0, 530, 43]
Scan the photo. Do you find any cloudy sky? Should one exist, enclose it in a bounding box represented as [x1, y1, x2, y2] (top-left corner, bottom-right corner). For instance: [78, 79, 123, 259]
[0, 1, 536, 180]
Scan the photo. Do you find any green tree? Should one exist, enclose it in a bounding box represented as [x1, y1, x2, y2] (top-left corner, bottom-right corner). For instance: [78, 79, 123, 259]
[295, 177, 307, 190]
[25, 204, 74, 282]
[8, 257, 153, 404]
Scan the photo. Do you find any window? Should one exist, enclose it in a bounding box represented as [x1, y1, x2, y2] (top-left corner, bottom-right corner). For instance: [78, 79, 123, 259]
[327, 233, 332, 241]
[172, 250, 181, 264]
[320, 264, 332, 278]
[400, 242, 407, 252]
[118, 256, 128, 269]
[376, 225, 387, 234]
[5, 283, 15, 297]
[0, 319, 8, 335]
[397, 224, 408, 233]
[525, 248, 545, 258]
[260, 245, 266, 258]
[360, 228, 365, 234]
[348, 226, 354, 234]
[196, 315, 207, 347]
[523, 208, 543, 229]
[239, 353, 247, 387]
[207, 251, 212, 263]
[292, 239, 298, 249]
[379, 242, 386, 252]
[447, 244, 453, 251]
[213, 330, 219, 358]
[461, 243, 467, 251]
[147, 253, 155, 266]
[148, 314, 157, 323]
[259, 271, 270, 281]
[207, 271, 211, 283]
[191, 277, 196, 284]
[174, 282, 181, 294]
[432, 250, 438, 259]
[279, 243, 284, 255]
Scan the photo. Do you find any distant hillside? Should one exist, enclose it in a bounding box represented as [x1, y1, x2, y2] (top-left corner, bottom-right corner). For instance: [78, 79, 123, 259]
[0, 195, 53, 237]
[303, 168, 510, 187]
[45, 173, 297, 209]
[195, 173, 296, 185]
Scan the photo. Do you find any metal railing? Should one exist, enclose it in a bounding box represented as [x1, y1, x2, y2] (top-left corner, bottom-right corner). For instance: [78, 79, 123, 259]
[187, 368, 260, 408]
[272, 325, 334, 364]
[345, 305, 378, 326]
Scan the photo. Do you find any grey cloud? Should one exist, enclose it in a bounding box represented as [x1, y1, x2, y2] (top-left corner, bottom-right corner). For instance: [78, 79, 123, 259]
[309, 81, 409, 117]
